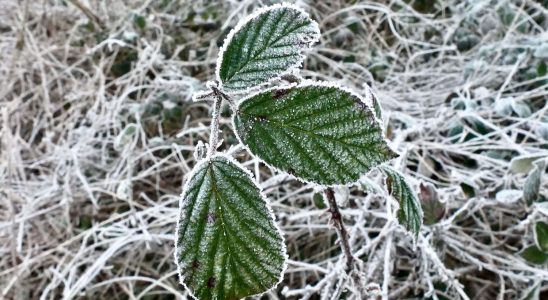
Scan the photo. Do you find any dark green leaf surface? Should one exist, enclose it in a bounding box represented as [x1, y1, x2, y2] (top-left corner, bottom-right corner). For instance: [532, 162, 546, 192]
[217, 4, 319, 92]
[234, 83, 397, 185]
[521, 246, 548, 265]
[176, 156, 285, 300]
[380, 166, 423, 236]
[535, 222, 548, 252]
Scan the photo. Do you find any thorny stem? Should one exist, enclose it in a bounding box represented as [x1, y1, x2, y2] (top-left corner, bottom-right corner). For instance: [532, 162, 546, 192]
[324, 188, 354, 272]
[325, 188, 371, 297]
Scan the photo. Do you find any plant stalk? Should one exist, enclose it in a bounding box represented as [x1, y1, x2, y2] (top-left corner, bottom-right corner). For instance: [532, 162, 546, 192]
[324, 188, 354, 272]
[207, 94, 223, 158]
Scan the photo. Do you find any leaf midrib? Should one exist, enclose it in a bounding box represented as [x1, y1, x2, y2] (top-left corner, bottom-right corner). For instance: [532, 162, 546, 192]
[208, 160, 280, 295]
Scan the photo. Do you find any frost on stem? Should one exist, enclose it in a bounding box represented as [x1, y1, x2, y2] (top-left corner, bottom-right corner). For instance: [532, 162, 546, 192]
[324, 188, 354, 272]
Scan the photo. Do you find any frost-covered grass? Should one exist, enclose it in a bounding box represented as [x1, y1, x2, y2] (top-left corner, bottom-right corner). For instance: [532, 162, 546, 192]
[1, 0, 547, 299]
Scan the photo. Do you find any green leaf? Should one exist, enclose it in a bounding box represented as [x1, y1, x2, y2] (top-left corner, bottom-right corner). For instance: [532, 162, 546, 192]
[233, 83, 397, 185]
[366, 87, 382, 120]
[380, 167, 423, 236]
[535, 222, 548, 252]
[133, 14, 146, 29]
[175, 155, 286, 300]
[312, 192, 326, 209]
[538, 61, 547, 77]
[217, 4, 320, 92]
[520, 246, 548, 265]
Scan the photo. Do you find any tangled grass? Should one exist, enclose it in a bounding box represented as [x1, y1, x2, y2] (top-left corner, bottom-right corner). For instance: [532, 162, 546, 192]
[1, 0, 547, 299]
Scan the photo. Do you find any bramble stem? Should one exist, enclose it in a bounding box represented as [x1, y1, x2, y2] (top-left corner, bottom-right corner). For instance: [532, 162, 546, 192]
[207, 94, 222, 158]
[324, 188, 354, 272]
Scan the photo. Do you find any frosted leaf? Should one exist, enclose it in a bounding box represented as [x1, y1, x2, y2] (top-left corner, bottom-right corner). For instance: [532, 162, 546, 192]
[534, 43, 548, 59]
[419, 182, 445, 225]
[524, 160, 544, 204]
[380, 166, 423, 237]
[359, 177, 383, 194]
[535, 123, 548, 141]
[193, 141, 207, 161]
[537, 202, 548, 217]
[114, 123, 137, 150]
[175, 155, 286, 300]
[495, 97, 533, 118]
[510, 154, 546, 174]
[495, 189, 523, 204]
[362, 83, 382, 120]
[511, 100, 532, 118]
[216, 3, 320, 93]
[233, 82, 397, 185]
[494, 98, 513, 116]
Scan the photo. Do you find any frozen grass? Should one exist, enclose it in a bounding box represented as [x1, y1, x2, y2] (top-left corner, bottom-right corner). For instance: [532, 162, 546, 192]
[1, 0, 547, 299]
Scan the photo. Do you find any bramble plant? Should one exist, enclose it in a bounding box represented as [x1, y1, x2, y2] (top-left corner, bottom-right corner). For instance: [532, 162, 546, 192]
[175, 3, 423, 300]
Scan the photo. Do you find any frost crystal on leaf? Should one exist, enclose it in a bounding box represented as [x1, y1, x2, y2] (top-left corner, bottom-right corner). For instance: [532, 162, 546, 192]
[175, 155, 286, 300]
[510, 154, 546, 174]
[216, 3, 320, 93]
[380, 166, 423, 237]
[233, 81, 397, 185]
[524, 160, 544, 204]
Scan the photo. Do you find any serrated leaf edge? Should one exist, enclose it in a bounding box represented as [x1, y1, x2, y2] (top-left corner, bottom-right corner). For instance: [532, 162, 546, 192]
[232, 80, 398, 187]
[215, 2, 320, 94]
[379, 166, 424, 237]
[174, 153, 288, 299]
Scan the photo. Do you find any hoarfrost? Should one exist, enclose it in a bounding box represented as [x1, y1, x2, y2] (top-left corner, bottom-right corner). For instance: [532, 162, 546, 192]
[233, 81, 397, 186]
[175, 155, 286, 300]
[216, 3, 320, 93]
